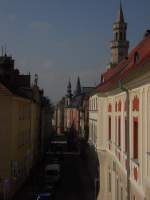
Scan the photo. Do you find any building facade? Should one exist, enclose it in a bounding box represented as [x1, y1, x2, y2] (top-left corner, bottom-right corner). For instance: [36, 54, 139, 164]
[0, 54, 49, 199]
[64, 77, 94, 138]
[89, 4, 150, 200]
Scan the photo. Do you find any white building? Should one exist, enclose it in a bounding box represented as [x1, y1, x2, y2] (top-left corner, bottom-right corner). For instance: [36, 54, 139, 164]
[89, 4, 150, 200]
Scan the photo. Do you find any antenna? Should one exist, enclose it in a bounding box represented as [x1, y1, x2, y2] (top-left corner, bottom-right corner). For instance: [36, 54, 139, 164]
[4, 44, 7, 56]
[1, 46, 3, 56]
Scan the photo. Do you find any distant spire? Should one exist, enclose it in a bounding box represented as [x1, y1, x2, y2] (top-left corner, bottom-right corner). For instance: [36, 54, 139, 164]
[4, 44, 7, 56]
[75, 76, 81, 96]
[1, 46, 3, 56]
[34, 74, 38, 86]
[67, 78, 72, 97]
[117, 1, 124, 23]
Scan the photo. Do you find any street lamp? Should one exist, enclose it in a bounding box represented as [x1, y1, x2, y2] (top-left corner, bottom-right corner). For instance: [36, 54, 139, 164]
[119, 81, 130, 200]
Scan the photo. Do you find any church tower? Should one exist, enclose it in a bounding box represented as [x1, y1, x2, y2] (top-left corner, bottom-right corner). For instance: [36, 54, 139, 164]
[110, 2, 129, 67]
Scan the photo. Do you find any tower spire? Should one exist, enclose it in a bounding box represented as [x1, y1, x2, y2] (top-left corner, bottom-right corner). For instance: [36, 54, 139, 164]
[67, 78, 72, 97]
[4, 44, 7, 56]
[75, 76, 81, 96]
[110, 2, 129, 67]
[117, 1, 124, 22]
[1, 46, 3, 56]
[66, 78, 72, 106]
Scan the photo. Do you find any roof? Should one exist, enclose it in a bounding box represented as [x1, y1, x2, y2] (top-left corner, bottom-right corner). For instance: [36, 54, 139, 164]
[0, 82, 12, 96]
[81, 87, 95, 94]
[96, 34, 150, 93]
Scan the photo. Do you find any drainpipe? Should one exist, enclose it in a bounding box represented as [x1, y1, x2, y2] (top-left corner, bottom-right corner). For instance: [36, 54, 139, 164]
[119, 81, 130, 200]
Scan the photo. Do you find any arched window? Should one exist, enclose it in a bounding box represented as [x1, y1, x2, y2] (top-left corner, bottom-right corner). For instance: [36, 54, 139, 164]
[124, 32, 126, 40]
[115, 32, 119, 40]
[115, 102, 117, 112]
[108, 103, 112, 112]
[118, 116, 121, 147]
[120, 32, 123, 40]
[118, 100, 122, 112]
[132, 96, 139, 111]
[108, 116, 111, 141]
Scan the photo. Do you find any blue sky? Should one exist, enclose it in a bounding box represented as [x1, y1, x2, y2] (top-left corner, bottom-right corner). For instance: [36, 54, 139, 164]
[0, 0, 150, 102]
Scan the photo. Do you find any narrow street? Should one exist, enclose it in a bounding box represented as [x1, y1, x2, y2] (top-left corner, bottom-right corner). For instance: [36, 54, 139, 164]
[13, 142, 96, 200]
[55, 154, 95, 200]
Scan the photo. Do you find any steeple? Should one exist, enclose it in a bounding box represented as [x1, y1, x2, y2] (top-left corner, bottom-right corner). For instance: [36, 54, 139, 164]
[74, 76, 81, 96]
[117, 1, 124, 23]
[110, 2, 129, 67]
[65, 79, 73, 106]
[67, 79, 72, 97]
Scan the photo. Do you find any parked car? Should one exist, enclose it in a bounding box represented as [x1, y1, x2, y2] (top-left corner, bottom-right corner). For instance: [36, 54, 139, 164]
[44, 164, 61, 185]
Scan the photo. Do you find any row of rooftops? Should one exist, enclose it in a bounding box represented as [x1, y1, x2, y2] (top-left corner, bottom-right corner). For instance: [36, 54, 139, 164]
[0, 53, 45, 104]
[95, 31, 150, 93]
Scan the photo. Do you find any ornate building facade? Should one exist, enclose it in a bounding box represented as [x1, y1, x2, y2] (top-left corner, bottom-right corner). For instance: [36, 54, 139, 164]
[64, 77, 94, 138]
[54, 78, 94, 138]
[89, 4, 150, 200]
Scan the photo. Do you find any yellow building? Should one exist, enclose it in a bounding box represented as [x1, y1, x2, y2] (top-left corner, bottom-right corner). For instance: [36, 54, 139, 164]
[0, 82, 41, 199]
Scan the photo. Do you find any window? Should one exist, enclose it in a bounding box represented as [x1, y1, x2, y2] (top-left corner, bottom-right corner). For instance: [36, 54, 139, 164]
[120, 32, 123, 40]
[108, 116, 111, 141]
[96, 98, 97, 110]
[108, 172, 111, 192]
[132, 96, 139, 111]
[116, 179, 119, 200]
[115, 102, 117, 112]
[121, 188, 123, 200]
[125, 117, 127, 153]
[108, 103, 112, 112]
[134, 52, 140, 63]
[133, 117, 138, 159]
[118, 100, 121, 112]
[118, 117, 121, 147]
[124, 32, 126, 40]
[115, 116, 117, 145]
[115, 32, 118, 40]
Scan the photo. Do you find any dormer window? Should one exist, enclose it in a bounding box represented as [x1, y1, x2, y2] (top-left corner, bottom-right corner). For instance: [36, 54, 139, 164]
[101, 75, 104, 83]
[134, 52, 140, 64]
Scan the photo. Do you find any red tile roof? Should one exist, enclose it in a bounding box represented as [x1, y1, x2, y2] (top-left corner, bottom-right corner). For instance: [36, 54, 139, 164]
[96, 34, 150, 92]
